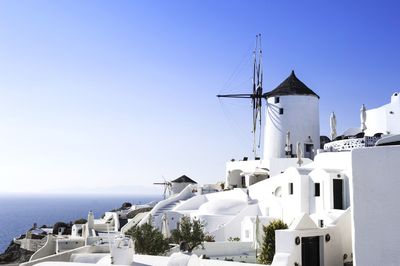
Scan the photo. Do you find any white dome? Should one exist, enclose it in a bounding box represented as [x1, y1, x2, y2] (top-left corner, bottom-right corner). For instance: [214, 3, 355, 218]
[198, 199, 246, 215]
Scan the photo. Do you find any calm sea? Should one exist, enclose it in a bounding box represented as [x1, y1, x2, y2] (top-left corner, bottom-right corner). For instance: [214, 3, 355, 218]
[0, 194, 160, 253]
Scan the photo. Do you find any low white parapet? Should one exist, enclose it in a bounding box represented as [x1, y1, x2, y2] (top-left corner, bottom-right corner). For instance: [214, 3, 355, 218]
[324, 136, 380, 152]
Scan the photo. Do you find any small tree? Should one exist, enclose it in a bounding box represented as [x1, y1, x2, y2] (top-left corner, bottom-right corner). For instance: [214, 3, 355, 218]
[122, 202, 132, 209]
[74, 218, 87, 224]
[52, 222, 71, 235]
[204, 234, 215, 242]
[170, 216, 206, 252]
[125, 223, 169, 255]
[258, 219, 288, 265]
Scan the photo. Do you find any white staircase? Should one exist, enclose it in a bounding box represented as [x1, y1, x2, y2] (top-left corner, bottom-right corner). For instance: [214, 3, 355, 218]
[138, 184, 196, 228]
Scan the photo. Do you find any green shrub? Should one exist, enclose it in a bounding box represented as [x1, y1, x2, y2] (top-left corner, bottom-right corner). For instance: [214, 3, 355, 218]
[122, 202, 132, 209]
[52, 222, 71, 235]
[258, 220, 288, 265]
[170, 216, 206, 252]
[204, 234, 215, 242]
[74, 218, 87, 224]
[125, 223, 169, 255]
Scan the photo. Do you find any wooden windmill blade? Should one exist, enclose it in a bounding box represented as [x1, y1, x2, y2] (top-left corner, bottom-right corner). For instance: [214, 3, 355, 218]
[216, 34, 265, 158]
[153, 176, 172, 199]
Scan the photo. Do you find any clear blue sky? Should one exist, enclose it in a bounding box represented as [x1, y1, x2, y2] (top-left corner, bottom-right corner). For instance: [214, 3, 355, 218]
[0, 0, 399, 195]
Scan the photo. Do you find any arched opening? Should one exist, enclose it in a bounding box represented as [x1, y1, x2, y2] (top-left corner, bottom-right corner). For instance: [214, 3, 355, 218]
[227, 169, 244, 188]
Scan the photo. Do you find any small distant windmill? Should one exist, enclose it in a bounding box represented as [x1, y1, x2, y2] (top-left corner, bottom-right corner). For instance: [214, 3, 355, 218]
[153, 177, 172, 199]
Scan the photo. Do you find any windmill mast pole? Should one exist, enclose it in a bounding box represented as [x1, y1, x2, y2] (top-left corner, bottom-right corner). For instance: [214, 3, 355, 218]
[258, 34, 263, 152]
[216, 34, 264, 160]
[252, 35, 258, 158]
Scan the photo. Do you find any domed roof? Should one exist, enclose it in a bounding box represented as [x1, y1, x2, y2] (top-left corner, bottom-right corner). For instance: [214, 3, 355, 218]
[264, 70, 319, 99]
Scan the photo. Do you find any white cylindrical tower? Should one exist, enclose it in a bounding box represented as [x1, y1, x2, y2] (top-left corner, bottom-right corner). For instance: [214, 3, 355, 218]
[263, 71, 320, 160]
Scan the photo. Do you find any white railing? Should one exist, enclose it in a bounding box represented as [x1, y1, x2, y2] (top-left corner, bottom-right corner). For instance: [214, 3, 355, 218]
[324, 136, 380, 151]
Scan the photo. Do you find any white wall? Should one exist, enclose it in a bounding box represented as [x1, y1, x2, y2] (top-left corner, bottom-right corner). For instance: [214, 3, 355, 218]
[310, 151, 352, 170]
[241, 216, 274, 242]
[249, 167, 311, 224]
[22, 245, 109, 266]
[365, 92, 400, 135]
[331, 209, 353, 264]
[171, 182, 194, 195]
[264, 95, 320, 160]
[268, 157, 312, 176]
[56, 238, 85, 253]
[206, 203, 260, 241]
[350, 145, 400, 265]
[273, 227, 343, 266]
[19, 237, 47, 252]
[225, 160, 264, 188]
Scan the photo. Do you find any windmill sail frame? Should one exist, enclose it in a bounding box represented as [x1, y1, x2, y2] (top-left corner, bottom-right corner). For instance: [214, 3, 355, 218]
[217, 34, 265, 158]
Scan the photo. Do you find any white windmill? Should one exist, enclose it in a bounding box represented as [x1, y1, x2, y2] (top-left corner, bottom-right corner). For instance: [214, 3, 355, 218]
[153, 176, 172, 200]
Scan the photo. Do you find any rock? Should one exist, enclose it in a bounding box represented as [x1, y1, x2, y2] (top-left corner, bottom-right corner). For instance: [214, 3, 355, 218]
[0, 241, 34, 264]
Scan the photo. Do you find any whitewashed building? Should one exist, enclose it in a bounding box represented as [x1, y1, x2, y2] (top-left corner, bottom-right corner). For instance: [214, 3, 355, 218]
[225, 71, 319, 190]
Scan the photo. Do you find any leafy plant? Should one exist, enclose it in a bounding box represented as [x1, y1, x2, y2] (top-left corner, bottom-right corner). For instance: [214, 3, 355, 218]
[122, 202, 132, 209]
[258, 220, 288, 265]
[204, 234, 215, 242]
[125, 223, 169, 255]
[73, 218, 87, 224]
[52, 222, 71, 235]
[228, 237, 240, 241]
[170, 216, 206, 252]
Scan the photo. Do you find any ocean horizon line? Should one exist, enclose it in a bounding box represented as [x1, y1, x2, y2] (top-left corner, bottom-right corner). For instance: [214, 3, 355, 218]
[0, 192, 161, 199]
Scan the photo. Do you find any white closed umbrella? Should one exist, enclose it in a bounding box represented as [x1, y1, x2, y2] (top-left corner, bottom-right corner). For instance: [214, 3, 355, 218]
[330, 112, 337, 140]
[285, 131, 291, 157]
[252, 215, 261, 249]
[252, 215, 262, 260]
[161, 213, 170, 239]
[296, 141, 303, 167]
[360, 104, 367, 132]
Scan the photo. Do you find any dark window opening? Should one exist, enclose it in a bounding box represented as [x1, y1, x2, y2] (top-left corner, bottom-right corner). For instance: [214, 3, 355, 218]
[305, 144, 313, 153]
[279, 108, 284, 115]
[275, 97, 280, 103]
[315, 183, 320, 197]
[289, 183, 293, 195]
[241, 176, 246, 188]
[333, 179, 344, 209]
[319, 220, 324, 228]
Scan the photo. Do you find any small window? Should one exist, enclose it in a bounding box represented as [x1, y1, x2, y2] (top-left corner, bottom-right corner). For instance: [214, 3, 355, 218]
[275, 97, 280, 103]
[274, 186, 282, 197]
[319, 219, 324, 228]
[245, 230, 249, 238]
[305, 144, 313, 153]
[315, 183, 320, 197]
[279, 108, 284, 115]
[289, 183, 293, 195]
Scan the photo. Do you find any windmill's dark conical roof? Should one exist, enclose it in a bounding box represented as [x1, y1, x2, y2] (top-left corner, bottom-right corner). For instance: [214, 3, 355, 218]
[171, 175, 197, 184]
[264, 71, 319, 99]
